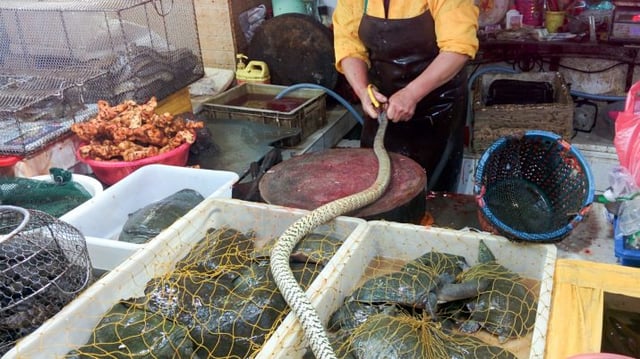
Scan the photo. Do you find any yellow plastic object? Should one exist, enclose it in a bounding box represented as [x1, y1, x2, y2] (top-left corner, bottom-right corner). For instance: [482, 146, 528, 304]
[236, 53, 270, 84]
[546, 259, 640, 358]
[367, 84, 380, 109]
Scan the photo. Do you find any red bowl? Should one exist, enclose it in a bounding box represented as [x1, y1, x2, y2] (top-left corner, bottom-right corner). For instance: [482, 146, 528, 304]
[0, 155, 21, 167]
[76, 142, 191, 185]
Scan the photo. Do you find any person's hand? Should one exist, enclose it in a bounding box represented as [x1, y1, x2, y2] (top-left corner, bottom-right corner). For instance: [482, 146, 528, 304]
[360, 86, 387, 119]
[386, 87, 421, 122]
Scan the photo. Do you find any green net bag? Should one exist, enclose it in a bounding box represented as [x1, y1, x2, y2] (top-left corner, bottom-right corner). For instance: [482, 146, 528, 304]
[0, 168, 93, 217]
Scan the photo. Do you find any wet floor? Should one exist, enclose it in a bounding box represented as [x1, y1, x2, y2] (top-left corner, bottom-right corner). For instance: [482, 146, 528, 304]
[423, 192, 617, 263]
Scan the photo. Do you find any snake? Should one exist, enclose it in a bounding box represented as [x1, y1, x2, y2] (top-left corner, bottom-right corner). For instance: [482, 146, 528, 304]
[270, 111, 391, 359]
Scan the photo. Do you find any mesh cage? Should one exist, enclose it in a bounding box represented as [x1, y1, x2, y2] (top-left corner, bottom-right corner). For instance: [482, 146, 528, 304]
[0, 205, 94, 356]
[474, 130, 595, 243]
[0, 0, 204, 156]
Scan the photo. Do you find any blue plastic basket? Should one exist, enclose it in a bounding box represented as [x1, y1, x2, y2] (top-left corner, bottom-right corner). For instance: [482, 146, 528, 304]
[474, 130, 595, 242]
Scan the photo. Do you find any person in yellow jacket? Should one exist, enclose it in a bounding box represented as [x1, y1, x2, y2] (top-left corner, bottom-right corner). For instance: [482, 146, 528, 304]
[333, 0, 479, 191]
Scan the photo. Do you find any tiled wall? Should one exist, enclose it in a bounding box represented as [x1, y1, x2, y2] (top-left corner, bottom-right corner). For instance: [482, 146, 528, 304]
[194, 0, 271, 70]
[194, 0, 235, 70]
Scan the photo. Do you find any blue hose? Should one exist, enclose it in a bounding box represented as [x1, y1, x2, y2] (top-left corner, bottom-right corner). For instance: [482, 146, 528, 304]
[275, 83, 364, 125]
[569, 90, 625, 102]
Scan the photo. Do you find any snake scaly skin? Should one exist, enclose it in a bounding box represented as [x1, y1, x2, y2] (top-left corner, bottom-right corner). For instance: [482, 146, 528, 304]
[270, 113, 391, 359]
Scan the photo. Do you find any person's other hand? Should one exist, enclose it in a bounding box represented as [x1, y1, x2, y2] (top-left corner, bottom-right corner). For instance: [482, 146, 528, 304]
[386, 87, 420, 122]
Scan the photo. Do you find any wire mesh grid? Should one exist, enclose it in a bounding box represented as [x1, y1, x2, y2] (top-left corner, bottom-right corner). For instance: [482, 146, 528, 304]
[0, 0, 204, 156]
[0, 205, 93, 356]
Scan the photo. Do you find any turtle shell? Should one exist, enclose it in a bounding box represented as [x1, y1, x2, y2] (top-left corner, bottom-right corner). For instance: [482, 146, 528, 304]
[458, 265, 538, 342]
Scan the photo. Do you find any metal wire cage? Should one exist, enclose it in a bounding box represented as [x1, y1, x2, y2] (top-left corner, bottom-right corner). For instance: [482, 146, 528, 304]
[0, 0, 204, 156]
[0, 205, 93, 355]
[474, 130, 595, 242]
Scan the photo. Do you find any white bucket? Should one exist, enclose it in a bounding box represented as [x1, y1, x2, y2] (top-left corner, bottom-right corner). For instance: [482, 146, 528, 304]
[272, 0, 306, 16]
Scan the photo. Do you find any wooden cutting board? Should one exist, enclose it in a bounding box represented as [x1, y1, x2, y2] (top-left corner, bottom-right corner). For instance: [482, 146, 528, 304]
[259, 148, 427, 223]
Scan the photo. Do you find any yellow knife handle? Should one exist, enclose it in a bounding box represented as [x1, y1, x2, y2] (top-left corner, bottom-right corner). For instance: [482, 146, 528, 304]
[367, 84, 380, 109]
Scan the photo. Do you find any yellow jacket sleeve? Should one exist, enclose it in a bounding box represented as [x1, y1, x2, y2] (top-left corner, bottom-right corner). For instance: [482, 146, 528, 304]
[333, 0, 479, 73]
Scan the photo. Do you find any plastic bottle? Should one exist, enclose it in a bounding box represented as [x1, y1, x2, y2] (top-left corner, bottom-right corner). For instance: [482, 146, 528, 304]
[235, 54, 270, 84]
[505, 9, 523, 30]
[618, 196, 640, 249]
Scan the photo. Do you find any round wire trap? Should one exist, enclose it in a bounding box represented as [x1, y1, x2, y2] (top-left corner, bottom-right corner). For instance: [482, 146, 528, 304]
[474, 130, 595, 242]
[0, 205, 93, 354]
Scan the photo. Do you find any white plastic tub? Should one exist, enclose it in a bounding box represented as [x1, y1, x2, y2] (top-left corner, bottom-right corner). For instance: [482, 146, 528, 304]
[4, 198, 367, 358]
[58, 164, 238, 271]
[258, 221, 557, 359]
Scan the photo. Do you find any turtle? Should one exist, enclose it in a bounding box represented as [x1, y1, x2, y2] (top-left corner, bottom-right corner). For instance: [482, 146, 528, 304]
[350, 252, 489, 319]
[303, 329, 357, 359]
[348, 313, 450, 359]
[346, 312, 519, 359]
[443, 332, 519, 359]
[401, 251, 469, 278]
[134, 258, 325, 358]
[194, 260, 325, 358]
[457, 239, 538, 342]
[118, 188, 205, 244]
[174, 227, 255, 275]
[253, 232, 343, 265]
[328, 300, 402, 332]
[65, 301, 195, 358]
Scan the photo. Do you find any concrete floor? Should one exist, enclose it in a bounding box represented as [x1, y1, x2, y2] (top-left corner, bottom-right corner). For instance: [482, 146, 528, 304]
[424, 192, 617, 264]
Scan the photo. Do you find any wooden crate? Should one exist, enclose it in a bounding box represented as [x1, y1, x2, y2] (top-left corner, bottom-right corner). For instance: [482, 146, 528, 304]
[471, 71, 574, 153]
[155, 87, 193, 115]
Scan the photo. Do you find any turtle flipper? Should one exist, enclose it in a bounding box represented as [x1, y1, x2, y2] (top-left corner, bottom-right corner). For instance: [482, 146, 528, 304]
[478, 239, 496, 263]
[436, 278, 490, 303]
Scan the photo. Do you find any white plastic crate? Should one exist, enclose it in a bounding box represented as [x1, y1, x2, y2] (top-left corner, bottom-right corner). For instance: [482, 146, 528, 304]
[4, 198, 367, 358]
[258, 221, 557, 359]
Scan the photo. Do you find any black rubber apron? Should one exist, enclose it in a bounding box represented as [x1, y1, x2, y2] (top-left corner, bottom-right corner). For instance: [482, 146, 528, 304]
[358, 3, 467, 192]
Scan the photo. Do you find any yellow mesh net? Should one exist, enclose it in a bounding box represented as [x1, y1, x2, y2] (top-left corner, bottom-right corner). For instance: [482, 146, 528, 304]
[302, 239, 540, 359]
[64, 225, 343, 358]
[5, 200, 553, 359]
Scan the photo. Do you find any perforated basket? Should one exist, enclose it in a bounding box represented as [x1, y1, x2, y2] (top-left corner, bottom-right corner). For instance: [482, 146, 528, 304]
[474, 130, 595, 242]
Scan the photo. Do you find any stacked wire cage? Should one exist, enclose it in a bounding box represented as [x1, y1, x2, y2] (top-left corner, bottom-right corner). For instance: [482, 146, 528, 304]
[0, 205, 94, 355]
[0, 0, 204, 156]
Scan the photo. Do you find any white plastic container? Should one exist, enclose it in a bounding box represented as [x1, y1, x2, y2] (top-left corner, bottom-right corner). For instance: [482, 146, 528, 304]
[60, 164, 238, 241]
[4, 198, 367, 358]
[30, 174, 103, 198]
[258, 221, 557, 359]
[59, 164, 239, 271]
